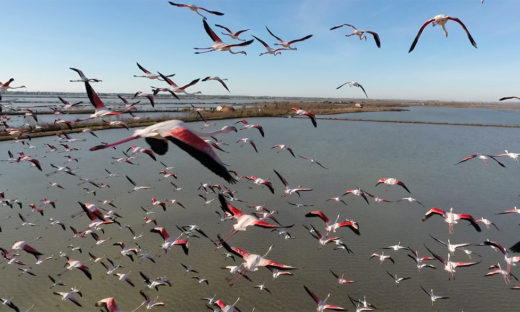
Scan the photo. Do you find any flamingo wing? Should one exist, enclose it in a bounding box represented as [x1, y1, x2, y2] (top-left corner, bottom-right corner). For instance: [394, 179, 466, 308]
[365, 30, 381, 48]
[180, 78, 200, 90]
[408, 18, 435, 53]
[288, 34, 313, 45]
[218, 193, 243, 217]
[499, 96, 520, 101]
[203, 19, 222, 43]
[266, 26, 283, 42]
[214, 24, 232, 34]
[158, 72, 179, 88]
[457, 214, 481, 232]
[136, 62, 151, 74]
[162, 126, 235, 183]
[422, 207, 446, 221]
[84, 81, 106, 110]
[252, 35, 270, 48]
[273, 169, 289, 187]
[198, 6, 224, 16]
[357, 83, 368, 98]
[151, 227, 170, 241]
[330, 24, 348, 31]
[336, 82, 349, 89]
[225, 39, 254, 48]
[447, 17, 477, 48]
[305, 211, 329, 223]
[303, 286, 320, 304]
[253, 220, 279, 228]
[234, 29, 250, 36]
[324, 304, 347, 311]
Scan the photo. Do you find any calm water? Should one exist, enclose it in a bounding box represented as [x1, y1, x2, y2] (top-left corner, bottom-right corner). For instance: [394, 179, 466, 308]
[1, 108, 520, 311]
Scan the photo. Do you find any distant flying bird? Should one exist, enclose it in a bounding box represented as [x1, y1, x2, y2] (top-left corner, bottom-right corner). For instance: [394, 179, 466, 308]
[215, 24, 250, 41]
[90, 119, 235, 183]
[152, 73, 200, 98]
[303, 285, 346, 311]
[499, 96, 520, 101]
[408, 15, 477, 53]
[202, 76, 229, 92]
[134, 62, 175, 80]
[330, 23, 381, 48]
[266, 26, 313, 50]
[291, 107, 317, 127]
[375, 177, 410, 193]
[336, 81, 368, 98]
[195, 20, 254, 55]
[455, 153, 505, 167]
[168, 1, 224, 20]
[252, 35, 286, 56]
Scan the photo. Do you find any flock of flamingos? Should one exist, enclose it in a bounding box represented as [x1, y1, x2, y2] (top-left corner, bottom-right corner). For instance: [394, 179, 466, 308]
[1, 1, 520, 312]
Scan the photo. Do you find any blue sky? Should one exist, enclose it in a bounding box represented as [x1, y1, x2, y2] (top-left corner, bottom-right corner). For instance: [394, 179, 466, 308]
[1, 0, 519, 101]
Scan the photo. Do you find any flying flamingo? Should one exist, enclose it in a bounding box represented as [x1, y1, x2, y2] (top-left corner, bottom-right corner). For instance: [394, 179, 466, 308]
[237, 137, 258, 153]
[475, 217, 500, 230]
[408, 15, 477, 53]
[195, 20, 254, 55]
[336, 81, 368, 98]
[53, 291, 81, 307]
[95, 297, 123, 312]
[375, 177, 410, 193]
[89, 119, 235, 183]
[58, 97, 82, 109]
[425, 245, 479, 278]
[330, 269, 355, 285]
[422, 207, 481, 233]
[137, 290, 165, 310]
[386, 271, 411, 286]
[420, 286, 449, 305]
[150, 227, 189, 254]
[494, 150, 520, 162]
[370, 252, 395, 264]
[330, 24, 381, 48]
[202, 76, 230, 92]
[305, 211, 360, 235]
[342, 188, 371, 205]
[303, 286, 346, 311]
[273, 169, 313, 196]
[70, 68, 121, 119]
[168, 2, 224, 19]
[272, 144, 295, 157]
[499, 96, 520, 101]
[63, 258, 92, 280]
[291, 107, 317, 127]
[240, 124, 264, 137]
[133, 91, 155, 107]
[0, 78, 26, 101]
[481, 240, 520, 272]
[304, 225, 342, 248]
[485, 263, 518, 284]
[455, 153, 505, 167]
[133, 62, 174, 80]
[152, 73, 200, 98]
[266, 26, 313, 50]
[215, 24, 249, 41]
[242, 175, 274, 193]
[218, 194, 292, 241]
[252, 35, 286, 56]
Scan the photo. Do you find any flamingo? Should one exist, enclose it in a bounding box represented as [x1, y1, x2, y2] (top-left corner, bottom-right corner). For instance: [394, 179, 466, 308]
[214, 298, 241, 312]
[348, 296, 375, 312]
[485, 263, 518, 284]
[70, 68, 121, 119]
[242, 176, 274, 193]
[168, 2, 224, 19]
[217, 235, 294, 275]
[0, 78, 26, 101]
[408, 15, 477, 53]
[330, 23, 381, 48]
[113, 242, 138, 262]
[305, 210, 360, 235]
[407, 248, 436, 270]
[58, 96, 82, 109]
[150, 227, 188, 254]
[342, 188, 371, 205]
[382, 242, 407, 252]
[370, 252, 395, 264]
[252, 35, 286, 56]
[95, 297, 123, 312]
[291, 107, 317, 127]
[195, 20, 253, 55]
[455, 153, 505, 167]
[387, 271, 411, 286]
[236, 137, 258, 153]
[497, 206, 520, 215]
[422, 207, 481, 233]
[476, 217, 500, 230]
[273, 169, 313, 196]
[298, 155, 328, 169]
[133, 91, 155, 107]
[64, 259, 92, 279]
[499, 96, 520, 101]
[113, 272, 135, 287]
[133, 62, 174, 80]
[375, 177, 410, 193]
[481, 240, 520, 272]
[336, 81, 368, 98]
[304, 225, 342, 248]
[202, 76, 230, 92]
[266, 26, 312, 50]
[398, 196, 424, 207]
[138, 290, 165, 310]
[52, 291, 81, 307]
[218, 194, 291, 241]
[425, 245, 479, 278]
[271, 144, 295, 157]
[303, 286, 346, 311]
[420, 286, 449, 305]
[215, 24, 249, 41]
[152, 73, 200, 98]
[89, 119, 235, 183]
[330, 269, 355, 284]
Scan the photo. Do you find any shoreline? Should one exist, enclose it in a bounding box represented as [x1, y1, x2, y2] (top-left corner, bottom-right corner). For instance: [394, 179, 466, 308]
[1, 100, 519, 141]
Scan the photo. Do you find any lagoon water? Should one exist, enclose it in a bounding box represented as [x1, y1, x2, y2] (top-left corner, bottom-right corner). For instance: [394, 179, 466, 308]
[1, 102, 520, 311]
